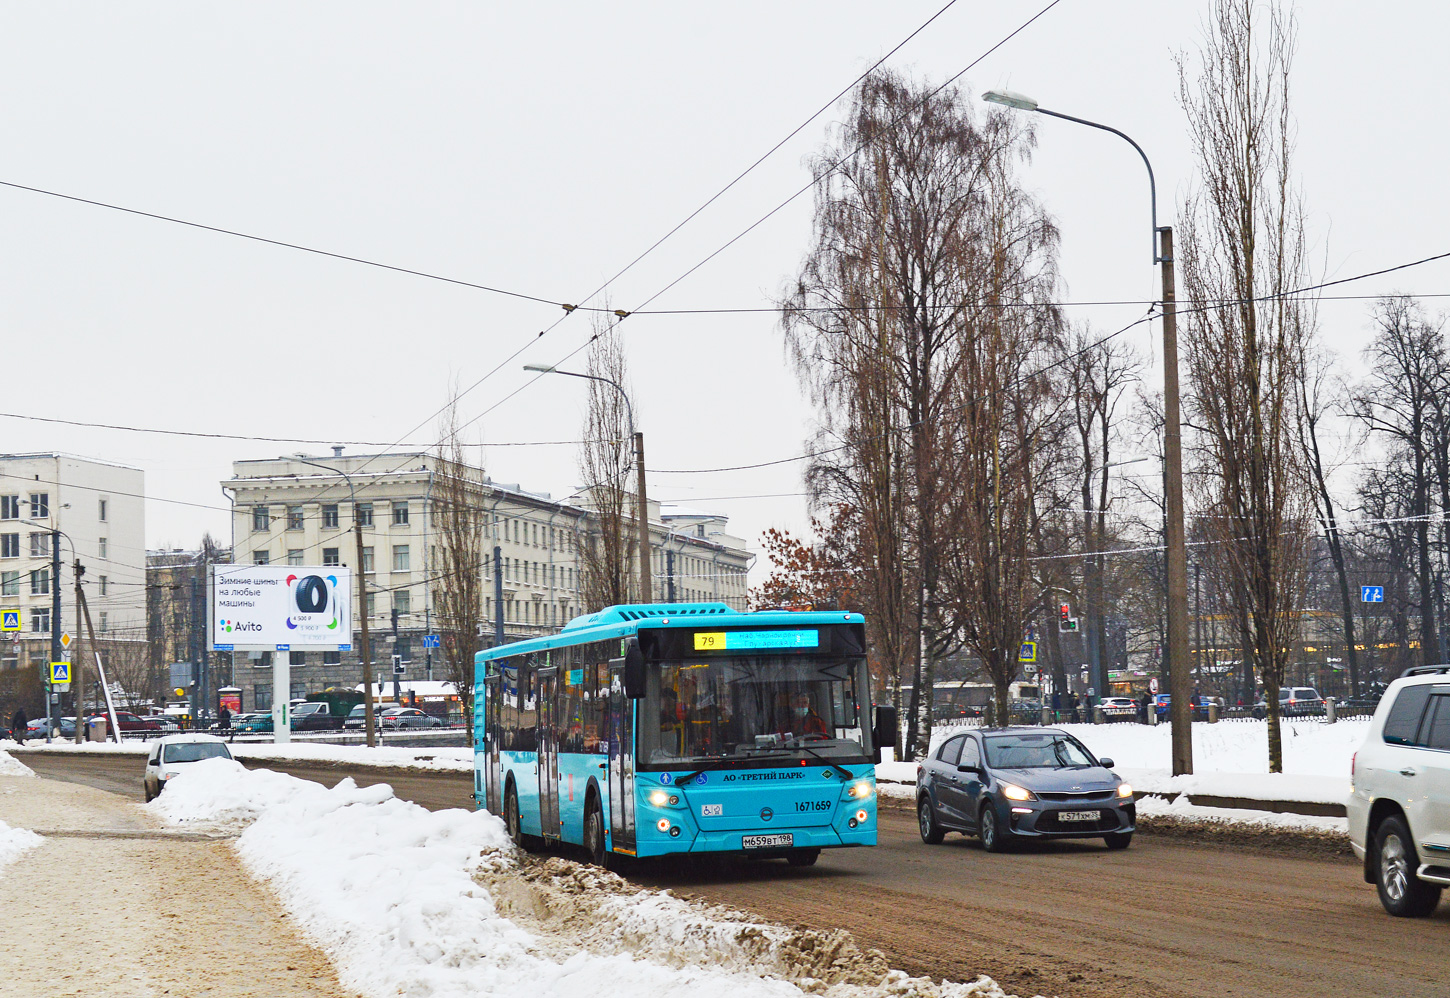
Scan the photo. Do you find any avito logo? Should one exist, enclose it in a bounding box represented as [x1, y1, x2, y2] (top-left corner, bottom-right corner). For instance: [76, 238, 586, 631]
[218, 619, 263, 633]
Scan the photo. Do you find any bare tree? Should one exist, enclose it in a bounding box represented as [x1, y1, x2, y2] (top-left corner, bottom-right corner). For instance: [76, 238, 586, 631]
[783, 70, 1057, 755]
[577, 313, 635, 612]
[1178, 0, 1315, 772]
[434, 393, 486, 724]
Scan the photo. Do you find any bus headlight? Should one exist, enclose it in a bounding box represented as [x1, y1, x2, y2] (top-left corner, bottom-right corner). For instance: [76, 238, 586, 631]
[847, 782, 873, 799]
[1001, 784, 1037, 802]
[1117, 783, 1134, 798]
[649, 790, 669, 806]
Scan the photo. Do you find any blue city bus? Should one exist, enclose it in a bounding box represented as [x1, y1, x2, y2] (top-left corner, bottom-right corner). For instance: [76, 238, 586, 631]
[474, 603, 896, 866]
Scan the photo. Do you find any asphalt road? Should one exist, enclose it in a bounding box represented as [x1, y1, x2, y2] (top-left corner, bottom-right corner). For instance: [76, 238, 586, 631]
[22, 752, 1450, 998]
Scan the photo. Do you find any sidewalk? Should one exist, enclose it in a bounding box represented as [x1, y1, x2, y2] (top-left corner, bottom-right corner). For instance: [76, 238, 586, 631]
[0, 774, 355, 998]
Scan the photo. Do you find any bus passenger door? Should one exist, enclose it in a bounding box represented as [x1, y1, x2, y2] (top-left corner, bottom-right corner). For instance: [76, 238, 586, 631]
[537, 668, 560, 840]
[608, 661, 636, 853]
[482, 674, 502, 814]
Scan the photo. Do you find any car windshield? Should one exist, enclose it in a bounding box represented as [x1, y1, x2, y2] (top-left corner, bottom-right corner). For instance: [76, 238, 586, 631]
[349, 705, 366, 717]
[640, 655, 872, 766]
[984, 733, 1096, 769]
[294, 703, 323, 715]
[162, 742, 231, 764]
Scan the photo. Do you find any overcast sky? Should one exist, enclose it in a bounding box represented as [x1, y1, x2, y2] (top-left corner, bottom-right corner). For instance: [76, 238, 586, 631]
[0, 2, 1443, 576]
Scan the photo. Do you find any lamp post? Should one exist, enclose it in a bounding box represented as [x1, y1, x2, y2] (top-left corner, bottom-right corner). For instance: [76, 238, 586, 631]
[983, 89, 1192, 774]
[293, 457, 377, 747]
[524, 364, 652, 604]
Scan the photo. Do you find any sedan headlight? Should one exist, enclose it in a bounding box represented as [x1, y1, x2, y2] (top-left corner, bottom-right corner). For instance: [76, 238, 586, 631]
[1117, 783, 1134, 798]
[1001, 783, 1037, 802]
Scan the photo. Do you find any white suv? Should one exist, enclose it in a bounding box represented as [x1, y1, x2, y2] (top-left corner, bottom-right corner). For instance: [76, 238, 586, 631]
[1349, 667, 1450, 916]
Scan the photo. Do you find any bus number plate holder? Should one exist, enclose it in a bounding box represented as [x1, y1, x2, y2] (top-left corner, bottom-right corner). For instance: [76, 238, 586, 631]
[743, 833, 794, 849]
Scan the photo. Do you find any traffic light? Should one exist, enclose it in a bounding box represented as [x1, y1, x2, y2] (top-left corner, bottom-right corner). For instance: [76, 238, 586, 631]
[1059, 603, 1080, 633]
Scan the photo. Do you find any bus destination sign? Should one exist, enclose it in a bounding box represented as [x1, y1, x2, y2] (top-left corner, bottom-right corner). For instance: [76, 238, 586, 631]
[693, 629, 820, 652]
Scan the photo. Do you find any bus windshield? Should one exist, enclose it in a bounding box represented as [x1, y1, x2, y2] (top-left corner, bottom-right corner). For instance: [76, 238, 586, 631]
[640, 655, 871, 766]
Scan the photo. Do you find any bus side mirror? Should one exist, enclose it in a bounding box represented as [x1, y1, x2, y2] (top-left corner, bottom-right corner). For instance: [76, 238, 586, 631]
[873, 705, 898, 762]
[623, 642, 646, 700]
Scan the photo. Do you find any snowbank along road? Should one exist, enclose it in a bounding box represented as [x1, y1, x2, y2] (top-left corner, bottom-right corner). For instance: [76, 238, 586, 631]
[20, 750, 1450, 998]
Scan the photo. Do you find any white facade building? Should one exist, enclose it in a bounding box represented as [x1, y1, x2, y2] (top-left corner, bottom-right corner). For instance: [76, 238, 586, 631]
[0, 453, 147, 670]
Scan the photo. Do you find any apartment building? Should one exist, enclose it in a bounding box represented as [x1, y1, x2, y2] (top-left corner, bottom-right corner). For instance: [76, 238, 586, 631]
[0, 453, 147, 672]
[221, 450, 752, 711]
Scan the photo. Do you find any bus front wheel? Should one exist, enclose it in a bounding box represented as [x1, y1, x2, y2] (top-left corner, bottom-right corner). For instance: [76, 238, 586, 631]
[585, 797, 611, 869]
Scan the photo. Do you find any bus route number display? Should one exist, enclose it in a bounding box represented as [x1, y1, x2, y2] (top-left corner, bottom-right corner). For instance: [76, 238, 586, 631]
[693, 629, 820, 652]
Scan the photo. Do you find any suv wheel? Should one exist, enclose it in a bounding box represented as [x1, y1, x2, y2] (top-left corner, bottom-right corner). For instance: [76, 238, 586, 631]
[918, 797, 945, 844]
[1375, 815, 1441, 917]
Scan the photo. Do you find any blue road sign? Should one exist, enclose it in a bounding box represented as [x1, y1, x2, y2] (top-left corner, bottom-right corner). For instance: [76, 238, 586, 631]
[1361, 586, 1384, 603]
[49, 661, 70, 684]
[423, 634, 441, 648]
[0, 610, 18, 632]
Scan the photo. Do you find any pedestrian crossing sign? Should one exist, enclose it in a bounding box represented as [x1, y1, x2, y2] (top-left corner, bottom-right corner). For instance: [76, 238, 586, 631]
[0, 610, 18, 632]
[50, 661, 70, 685]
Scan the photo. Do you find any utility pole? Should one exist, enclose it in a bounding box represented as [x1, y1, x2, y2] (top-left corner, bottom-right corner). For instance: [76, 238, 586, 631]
[76, 585, 121, 742]
[355, 504, 376, 747]
[666, 549, 676, 604]
[1161, 226, 1193, 775]
[72, 560, 84, 743]
[424, 605, 432, 682]
[634, 431, 652, 604]
[197, 550, 210, 729]
[493, 542, 504, 647]
[391, 606, 402, 704]
[48, 527, 60, 742]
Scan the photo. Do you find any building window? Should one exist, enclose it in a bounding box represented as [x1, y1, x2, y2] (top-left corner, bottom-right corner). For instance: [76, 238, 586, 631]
[98, 537, 107, 559]
[322, 548, 340, 567]
[394, 590, 411, 614]
[322, 504, 339, 529]
[0, 496, 18, 520]
[98, 612, 107, 633]
[0, 572, 16, 596]
[287, 506, 305, 530]
[287, 549, 304, 566]
[361, 547, 374, 573]
[290, 650, 306, 666]
[392, 501, 409, 526]
[253, 550, 270, 565]
[323, 650, 340, 665]
[365, 592, 376, 617]
[29, 493, 48, 518]
[253, 506, 270, 531]
[29, 569, 49, 596]
[98, 498, 108, 522]
[254, 684, 272, 711]
[355, 503, 373, 527]
[30, 533, 50, 558]
[0, 535, 16, 559]
[31, 608, 49, 633]
[392, 545, 410, 572]
[99, 575, 108, 596]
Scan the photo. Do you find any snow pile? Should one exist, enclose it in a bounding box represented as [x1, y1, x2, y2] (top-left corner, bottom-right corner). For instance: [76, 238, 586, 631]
[153, 759, 1032, 998]
[1136, 794, 1348, 836]
[0, 819, 43, 874]
[0, 748, 34, 777]
[7, 737, 473, 772]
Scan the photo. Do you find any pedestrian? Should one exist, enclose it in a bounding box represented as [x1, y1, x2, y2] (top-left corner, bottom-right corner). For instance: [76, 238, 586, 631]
[218, 704, 232, 731]
[10, 706, 27, 744]
[1068, 691, 1080, 724]
[1191, 689, 1202, 721]
[1051, 690, 1062, 722]
[1137, 690, 1151, 725]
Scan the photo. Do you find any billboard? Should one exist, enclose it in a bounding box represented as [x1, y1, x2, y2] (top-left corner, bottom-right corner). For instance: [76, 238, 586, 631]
[210, 564, 353, 651]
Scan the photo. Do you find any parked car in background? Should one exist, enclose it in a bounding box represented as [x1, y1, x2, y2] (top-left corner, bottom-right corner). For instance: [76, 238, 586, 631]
[1098, 697, 1138, 721]
[1349, 667, 1450, 916]
[87, 711, 163, 734]
[917, 726, 1135, 852]
[25, 717, 77, 740]
[142, 734, 233, 801]
[1348, 688, 1386, 710]
[343, 704, 369, 730]
[290, 701, 349, 731]
[378, 707, 443, 730]
[147, 716, 182, 733]
[237, 712, 273, 733]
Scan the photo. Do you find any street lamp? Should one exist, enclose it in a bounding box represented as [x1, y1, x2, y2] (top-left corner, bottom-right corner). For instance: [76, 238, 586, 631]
[982, 88, 1193, 775]
[293, 457, 378, 747]
[524, 363, 652, 603]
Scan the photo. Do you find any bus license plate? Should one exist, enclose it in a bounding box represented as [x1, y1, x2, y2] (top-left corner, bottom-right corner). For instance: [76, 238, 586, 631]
[742, 833, 794, 849]
[1059, 811, 1100, 822]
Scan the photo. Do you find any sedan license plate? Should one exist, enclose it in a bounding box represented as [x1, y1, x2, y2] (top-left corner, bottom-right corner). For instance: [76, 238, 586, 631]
[742, 833, 794, 849]
[1058, 810, 1100, 822]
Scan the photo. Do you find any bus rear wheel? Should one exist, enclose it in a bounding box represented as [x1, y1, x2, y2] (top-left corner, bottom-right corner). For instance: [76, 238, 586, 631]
[505, 783, 534, 852]
[786, 849, 820, 867]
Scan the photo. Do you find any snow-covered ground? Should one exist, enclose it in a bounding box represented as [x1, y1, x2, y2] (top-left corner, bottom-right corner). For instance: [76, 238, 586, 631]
[1133, 794, 1347, 835]
[0, 751, 42, 874]
[0, 747, 35, 778]
[876, 719, 1367, 810]
[1, 737, 473, 772]
[153, 759, 1028, 998]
